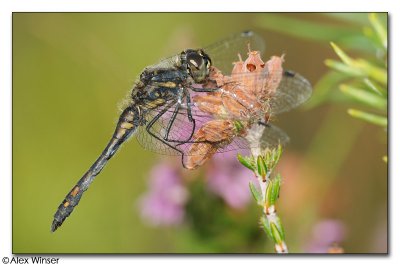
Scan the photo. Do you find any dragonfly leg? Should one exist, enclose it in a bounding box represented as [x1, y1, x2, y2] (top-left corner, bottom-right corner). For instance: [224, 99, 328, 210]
[258, 121, 271, 128]
[146, 102, 184, 155]
[190, 87, 219, 93]
[163, 93, 195, 144]
[164, 103, 180, 140]
[51, 106, 140, 232]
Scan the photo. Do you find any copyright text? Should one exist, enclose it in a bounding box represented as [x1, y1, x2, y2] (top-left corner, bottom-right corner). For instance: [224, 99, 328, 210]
[2, 257, 59, 264]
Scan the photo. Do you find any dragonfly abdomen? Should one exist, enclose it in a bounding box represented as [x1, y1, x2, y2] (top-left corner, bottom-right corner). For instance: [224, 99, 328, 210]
[51, 106, 141, 232]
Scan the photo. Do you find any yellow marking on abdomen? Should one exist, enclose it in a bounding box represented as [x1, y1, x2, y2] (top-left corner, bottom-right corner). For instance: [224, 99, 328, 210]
[70, 186, 80, 197]
[158, 81, 176, 88]
[120, 122, 133, 129]
[115, 128, 127, 139]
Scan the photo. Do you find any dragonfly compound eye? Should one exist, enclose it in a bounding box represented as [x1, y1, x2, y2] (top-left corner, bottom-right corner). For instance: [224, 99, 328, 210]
[185, 49, 211, 83]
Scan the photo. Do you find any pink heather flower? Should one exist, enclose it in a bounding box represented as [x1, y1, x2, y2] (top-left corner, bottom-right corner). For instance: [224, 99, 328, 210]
[305, 219, 347, 253]
[206, 150, 255, 210]
[138, 161, 188, 226]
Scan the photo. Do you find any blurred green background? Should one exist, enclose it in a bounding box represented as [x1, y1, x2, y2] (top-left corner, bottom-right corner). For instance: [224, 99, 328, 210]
[13, 13, 387, 253]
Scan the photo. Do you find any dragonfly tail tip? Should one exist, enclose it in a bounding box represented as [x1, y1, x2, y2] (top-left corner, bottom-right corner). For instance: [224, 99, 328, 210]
[50, 220, 61, 233]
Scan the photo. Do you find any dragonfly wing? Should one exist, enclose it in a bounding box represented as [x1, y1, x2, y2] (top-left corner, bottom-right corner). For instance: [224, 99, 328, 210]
[136, 99, 214, 156]
[204, 31, 266, 75]
[218, 123, 289, 153]
[269, 70, 312, 115]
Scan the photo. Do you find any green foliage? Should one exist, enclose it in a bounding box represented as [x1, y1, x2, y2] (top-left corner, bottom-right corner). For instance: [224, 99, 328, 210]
[255, 14, 375, 52]
[322, 14, 387, 130]
[262, 13, 388, 164]
[237, 154, 255, 171]
[238, 146, 287, 252]
[347, 109, 387, 127]
[249, 182, 263, 205]
[266, 174, 281, 207]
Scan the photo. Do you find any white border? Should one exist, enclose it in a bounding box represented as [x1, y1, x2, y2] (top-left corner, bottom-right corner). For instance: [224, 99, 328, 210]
[1, 0, 398, 265]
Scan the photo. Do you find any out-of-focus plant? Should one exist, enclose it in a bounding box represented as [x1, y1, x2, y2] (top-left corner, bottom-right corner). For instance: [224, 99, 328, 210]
[304, 219, 346, 253]
[325, 14, 387, 125]
[324, 13, 387, 162]
[257, 13, 387, 161]
[138, 154, 265, 253]
[238, 145, 288, 253]
[257, 13, 387, 107]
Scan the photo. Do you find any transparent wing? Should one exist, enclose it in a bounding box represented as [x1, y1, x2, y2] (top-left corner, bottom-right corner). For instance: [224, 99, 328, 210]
[204, 31, 266, 75]
[259, 124, 290, 149]
[136, 98, 215, 156]
[213, 123, 290, 153]
[135, 97, 251, 157]
[141, 54, 181, 74]
[136, 101, 289, 157]
[269, 70, 313, 115]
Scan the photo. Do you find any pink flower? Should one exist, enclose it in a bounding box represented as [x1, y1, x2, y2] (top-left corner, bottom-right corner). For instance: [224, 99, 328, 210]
[206, 151, 255, 209]
[138, 162, 188, 226]
[305, 219, 347, 253]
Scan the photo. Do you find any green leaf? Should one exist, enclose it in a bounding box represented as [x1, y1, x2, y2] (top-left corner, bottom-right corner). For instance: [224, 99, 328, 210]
[357, 59, 387, 85]
[328, 43, 387, 85]
[368, 13, 387, 49]
[257, 155, 267, 180]
[347, 109, 387, 127]
[266, 175, 281, 206]
[325, 59, 364, 77]
[324, 13, 369, 25]
[237, 154, 255, 171]
[340, 84, 387, 110]
[330, 42, 354, 66]
[270, 223, 283, 244]
[274, 216, 285, 240]
[364, 78, 386, 96]
[249, 182, 263, 204]
[325, 59, 387, 85]
[260, 216, 273, 240]
[256, 14, 377, 53]
[255, 14, 360, 43]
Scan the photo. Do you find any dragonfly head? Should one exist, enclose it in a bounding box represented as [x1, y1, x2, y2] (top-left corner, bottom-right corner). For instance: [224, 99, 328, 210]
[184, 49, 212, 83]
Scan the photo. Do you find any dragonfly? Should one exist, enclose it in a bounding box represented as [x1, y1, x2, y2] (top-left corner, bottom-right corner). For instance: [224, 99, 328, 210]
[51, 31, 312, 232]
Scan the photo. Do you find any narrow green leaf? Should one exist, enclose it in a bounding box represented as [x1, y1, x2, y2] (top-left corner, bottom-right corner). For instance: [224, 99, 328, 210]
[325, 59, 364, 77]
[340, 84, 387, 110]
[330, 42, 354, 66]
[257, 155, 267, 179]
[364, 78, 386, 96]
[328, 43, 387, 85]
[266, 181, 273, 206]
[270, 223, 283, 244]
[260, 216, 273, 240]
[274, 216, 286, 240]
[347, 109, 387, 127]
[324, 13, 369, 25]
[256, 14, 376, 52]
[255, 14, 360, 43]
[249, 182, 263, 204]
[357, 59, 387, 85]
[237, 154, 255, 171]
[270, 175, 282, 205]
[369, 13, 387, 49]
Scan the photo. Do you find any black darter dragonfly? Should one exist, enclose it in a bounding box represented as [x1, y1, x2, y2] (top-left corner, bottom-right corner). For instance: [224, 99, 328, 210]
[51, 31, 312, 232]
